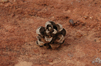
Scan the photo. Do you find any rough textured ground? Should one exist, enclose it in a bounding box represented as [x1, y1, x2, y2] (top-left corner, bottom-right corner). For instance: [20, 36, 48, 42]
[0, 0, 101, 66]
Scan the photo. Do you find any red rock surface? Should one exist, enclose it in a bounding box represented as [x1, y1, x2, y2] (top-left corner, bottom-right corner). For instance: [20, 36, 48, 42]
[0, 0, 101, 66]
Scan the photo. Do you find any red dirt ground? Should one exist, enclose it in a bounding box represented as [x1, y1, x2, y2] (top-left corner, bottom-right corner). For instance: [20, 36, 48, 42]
[0, 0, 101, 66]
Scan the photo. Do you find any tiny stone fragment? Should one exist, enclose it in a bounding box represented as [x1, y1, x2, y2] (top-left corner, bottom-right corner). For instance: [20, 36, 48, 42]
[69, 19, 75, 26]
[84, 16, 88, 19]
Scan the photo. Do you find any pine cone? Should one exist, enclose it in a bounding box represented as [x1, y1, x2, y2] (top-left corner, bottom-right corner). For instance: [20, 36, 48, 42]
[36, 21, 66, 49]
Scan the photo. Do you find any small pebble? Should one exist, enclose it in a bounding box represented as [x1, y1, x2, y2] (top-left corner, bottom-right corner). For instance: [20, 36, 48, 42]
[69, 19, 75, 26]
[84, 16, 88, 19]
[90, 17, 93, 19]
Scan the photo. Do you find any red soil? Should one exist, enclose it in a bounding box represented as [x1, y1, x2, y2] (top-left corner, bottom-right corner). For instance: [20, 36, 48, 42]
[0, 0, 101, 66]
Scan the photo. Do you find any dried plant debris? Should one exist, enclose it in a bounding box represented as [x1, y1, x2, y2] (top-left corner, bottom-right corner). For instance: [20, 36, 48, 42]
[36, 21, 66, 49]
